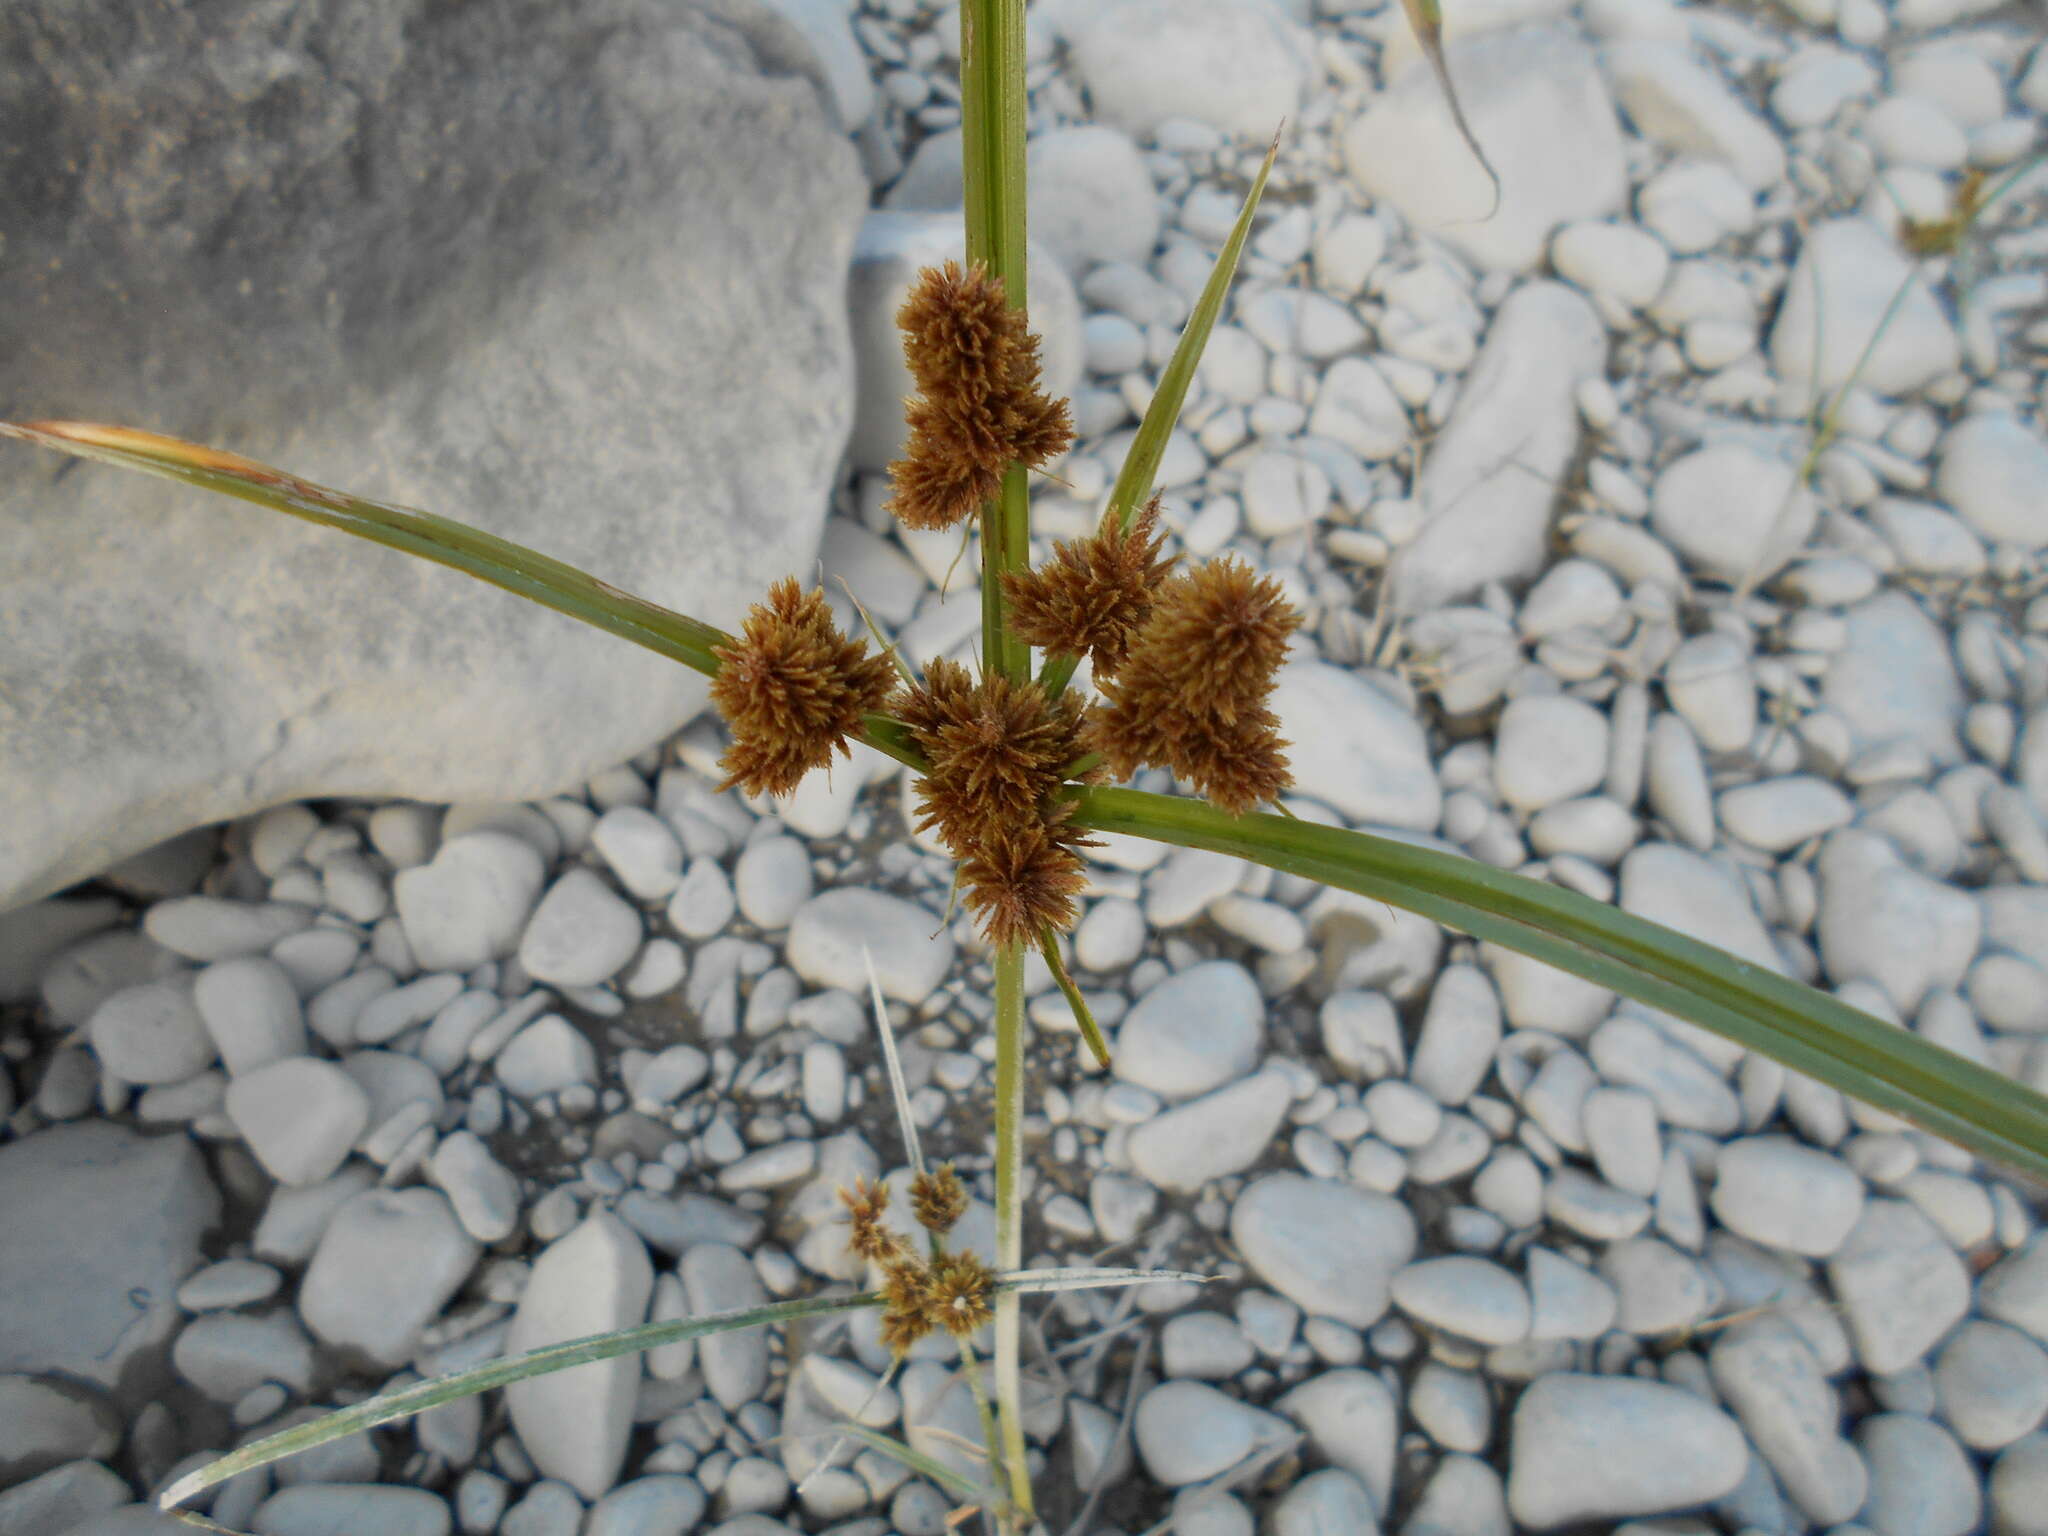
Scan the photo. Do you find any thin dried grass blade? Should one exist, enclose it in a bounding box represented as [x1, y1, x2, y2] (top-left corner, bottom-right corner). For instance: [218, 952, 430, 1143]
[1396, 0, 1502, 216]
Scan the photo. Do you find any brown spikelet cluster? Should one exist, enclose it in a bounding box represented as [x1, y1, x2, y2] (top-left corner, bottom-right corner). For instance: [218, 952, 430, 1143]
[710, 579, 897, 798]
[1001, 494, 1178, 679]
[1086, 557, 1302, 815]
[839, 1177, 899, 1264]
[910, 1164, 968, 1235]
[896, 659, 1097, 944]
[886, 261, 1073, 532]
[840, 1170, 997, 1356]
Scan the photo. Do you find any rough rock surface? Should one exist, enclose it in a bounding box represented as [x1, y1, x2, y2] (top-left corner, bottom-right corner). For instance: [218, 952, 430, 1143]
[0, 0, 866, 907]
[0, 1124, 218, 1401]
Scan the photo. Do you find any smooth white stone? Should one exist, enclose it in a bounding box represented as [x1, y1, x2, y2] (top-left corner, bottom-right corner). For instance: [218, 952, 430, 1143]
[1550, 222, 1669, 310]
[506, 1216, 653, 1501]
[1269, 1469, 1378, 1536]
[665, 860, 736, 942]
[1828, 1199, 1971, 1374]
[494, 1016, 599, 1099]
[225, 1059, 369, 1186]
[1391, 1257, 1529, 1344]
[1134, 1381, 1294, 1486]
[1717, 775, 1854, 851]
[193, 957, 308, 1075]
[591, 807, 684, 901]
[299, 1189, 480, 1367]
[1710, 1134, 1866, 1258]
[1068, 0, 1310, 139]
[251, 1485, 450, 1536]
[1936, 412, 2048, 549]
[393, 833, 545, 973]
[519, 869, 641, 987]
[1582, 1086, 1661, 1199]
[1127, 1068, 1293, 1191]
[1270, 660, 1441, 829]
[1114, 961, 1262, 1099]
[1856, 1413, 1982, 1536]
[1506, 1374, 1748, 1527]
[682, 1243, 769, 1410]
[1026, 124, 1160, 273]
[732, 838, 812, 930]
[1600, 1237, 1712, 1335]
[88, 979, 216, 1086]
[1651, 444, 1815, 587]
[1771, 219, 1961, 396]
[428, 1131, 522, 1243]
[1307, 357, 1411, 461]
[1518, 559, 1624, 640]
[1274, 1369, 1397, 1514]
[1231, 1174, 1416, 1328]
[1161, 1312, 1255, 1379]
[143, 898, 312, 962]
[1936, 1320, 2048, 1451]
[1525, 1248, 1618, 1341]
[1605, 40, 1786, 188]
[1824, 592, 1966, 766]
[1816, 829, 1980, 1013]
[1409, 965, 1502, 1106]
[785, 889, 953, 1004]
[1493, 695, 1609, 812]
[1387, 284, 1605, 612]
[1709, 1316, 1868, 1525]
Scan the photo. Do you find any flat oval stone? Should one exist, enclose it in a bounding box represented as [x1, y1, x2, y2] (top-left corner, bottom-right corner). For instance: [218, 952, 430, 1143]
[1231, 1174, 1415, 1329]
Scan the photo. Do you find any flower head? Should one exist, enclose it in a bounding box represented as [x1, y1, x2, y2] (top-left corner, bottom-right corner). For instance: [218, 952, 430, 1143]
[1001, 494, 1177, 679]
[896, 659, 1096, 944]
[710, 579, 897, 798]
[1086, 557, 1300, 815]
[886, 261, 1073, 532]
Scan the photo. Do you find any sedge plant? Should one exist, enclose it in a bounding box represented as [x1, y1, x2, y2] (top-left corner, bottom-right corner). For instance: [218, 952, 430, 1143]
[11, 1, 2048, 1532]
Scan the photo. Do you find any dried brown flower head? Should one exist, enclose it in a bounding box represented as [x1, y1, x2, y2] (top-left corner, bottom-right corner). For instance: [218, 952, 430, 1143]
[886, 261, 1073, 532]
[711, 578, 897, 798]
[839, 1176, 904, 1265]
[1001, 494, 1177, 679]
[879, 1258, 936, 1355]
[1087, 557, 1301, 815]
[896, 659, 1096, 944]
[910, 1163, 969, 1236]
[924, 1251, 996, 1338]
[958, 812, 1093, 947]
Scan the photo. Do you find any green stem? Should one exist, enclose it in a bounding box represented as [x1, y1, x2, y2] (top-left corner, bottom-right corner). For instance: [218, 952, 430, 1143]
[990, 940, 1034, 1522]
[960, 0, 1037, 1525]
[1068, 786, 2048, 1181]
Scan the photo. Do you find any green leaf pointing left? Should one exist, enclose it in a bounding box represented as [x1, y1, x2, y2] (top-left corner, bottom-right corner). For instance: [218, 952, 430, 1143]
[0, 420, 931, 771]
[2, 419, 734, 675]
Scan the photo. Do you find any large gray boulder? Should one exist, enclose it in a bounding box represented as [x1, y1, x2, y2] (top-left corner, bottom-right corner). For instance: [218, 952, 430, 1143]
[0, 0, 866, 908]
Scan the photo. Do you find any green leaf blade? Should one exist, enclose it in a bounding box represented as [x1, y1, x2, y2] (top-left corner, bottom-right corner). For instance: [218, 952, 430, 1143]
[1039, 133, 1281, 699]
[2, 420, 734, 678]
[1072, 786, 2048, 1183]
[159, 1291, 881, 1510]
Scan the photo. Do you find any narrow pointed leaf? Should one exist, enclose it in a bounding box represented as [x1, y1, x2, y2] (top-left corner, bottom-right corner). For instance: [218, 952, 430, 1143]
[1070, 786, 2048, 1182]
[0, 420, 930, 774]
[159, 1290, 879, 1510]
[1040, 133, 1279, 698]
